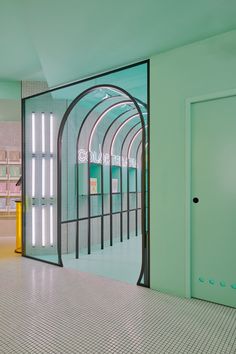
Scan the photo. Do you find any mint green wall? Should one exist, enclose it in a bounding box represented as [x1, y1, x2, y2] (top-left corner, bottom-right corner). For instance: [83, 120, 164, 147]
[150, 29, 236, 297]
[0, 81, 21, 122]
[0, 81, 21, 100]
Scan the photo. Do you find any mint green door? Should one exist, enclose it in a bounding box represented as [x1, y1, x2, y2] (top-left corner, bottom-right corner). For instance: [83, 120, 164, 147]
[191, 95, 236, 308]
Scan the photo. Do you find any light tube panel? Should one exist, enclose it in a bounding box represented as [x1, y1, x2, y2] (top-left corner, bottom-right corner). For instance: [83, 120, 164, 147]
[50, 113, 53, 154]
[42, 158, 45, 198]
[32, 112, 36, 154]
[42, 207, 46, 247]
[32, 158, 35, 198]
[50, 158, 53, 198]
[42, 113, 45, 154]
[50, 205, 53, 246]
[32, 206, 36, 246]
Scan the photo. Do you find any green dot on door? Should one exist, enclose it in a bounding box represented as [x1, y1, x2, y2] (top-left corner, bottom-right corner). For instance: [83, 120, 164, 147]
[220, 281, 226, 287]
[198, 277, 205, 283]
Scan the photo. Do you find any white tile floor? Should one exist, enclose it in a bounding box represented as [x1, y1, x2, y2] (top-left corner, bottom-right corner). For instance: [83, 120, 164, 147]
[0, 247, 236, 353]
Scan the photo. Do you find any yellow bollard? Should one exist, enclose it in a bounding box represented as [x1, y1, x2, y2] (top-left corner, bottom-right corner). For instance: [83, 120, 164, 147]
[15, 201, 22, 254]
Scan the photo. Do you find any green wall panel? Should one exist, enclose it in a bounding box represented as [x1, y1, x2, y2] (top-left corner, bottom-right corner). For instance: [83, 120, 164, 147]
[0, 81, 21, 100]
[150, 29, 236, 297]
[0, 81, 21, 121]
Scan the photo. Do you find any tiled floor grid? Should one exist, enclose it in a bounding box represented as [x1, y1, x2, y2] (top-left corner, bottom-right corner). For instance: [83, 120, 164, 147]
[0, 255, 235, 353]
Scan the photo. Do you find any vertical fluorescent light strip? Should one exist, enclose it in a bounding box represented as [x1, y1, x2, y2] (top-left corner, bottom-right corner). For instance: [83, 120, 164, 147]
[50, 113, 53, 154]
[32, 206, 36, 246]
[50, 205, 53, 246]
[50, 158, 53, 198]
[32, 158, 35, 197]
[32, 112, 36, 154]
[42, 207, 46, 247]
[42, 113, 45, 154]
[50, 113, 53, 198]
[32, 113, 36, 246]
[41, 113, 46, 198]
[42, 158, 45, 198]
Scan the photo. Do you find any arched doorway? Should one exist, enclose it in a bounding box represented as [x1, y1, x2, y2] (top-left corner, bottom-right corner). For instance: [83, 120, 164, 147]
[57, 85, 149, 286]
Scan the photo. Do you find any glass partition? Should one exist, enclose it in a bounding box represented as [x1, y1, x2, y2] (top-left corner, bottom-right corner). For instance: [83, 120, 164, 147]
[23, 61, 149, 286]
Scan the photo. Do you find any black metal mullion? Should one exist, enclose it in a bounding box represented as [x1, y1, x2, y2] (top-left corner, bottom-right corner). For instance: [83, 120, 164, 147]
[147, 59, 151, 287]
[75, 148, 79, 258]
[135, 141, 142, 236]
[127, 157, 130, 240]
[101, 161, 104, 249]
[120, 158, 123, 242]
[109, 155, 113, 246]
[87, 153, 91, 254]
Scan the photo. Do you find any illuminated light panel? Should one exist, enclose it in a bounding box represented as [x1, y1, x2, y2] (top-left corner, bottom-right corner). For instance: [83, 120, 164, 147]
[42, 158, 45, 198]
[111, 114, 139, 155]
[42, 113, 45, 154]
[42, 207, 46, 247]
[50, 113, 53, 154]
[50, 158, 53, 198]
[32, 112, 36, 154]
[88, 101, 131, 151]
[32, 158, 35, 197]
[105, 87, 129, 97]
[32, 206, 36, 246]
[128, 129, 142, 158]
[50, 205, 53, 246]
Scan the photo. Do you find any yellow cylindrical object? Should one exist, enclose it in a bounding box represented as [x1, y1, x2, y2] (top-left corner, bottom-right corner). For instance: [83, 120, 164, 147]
[15, 201, 22, 253]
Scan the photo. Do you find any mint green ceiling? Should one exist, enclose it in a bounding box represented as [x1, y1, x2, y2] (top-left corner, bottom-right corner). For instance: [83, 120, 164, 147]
[1, 0, 236, 86]
[0, 1, 44, 81]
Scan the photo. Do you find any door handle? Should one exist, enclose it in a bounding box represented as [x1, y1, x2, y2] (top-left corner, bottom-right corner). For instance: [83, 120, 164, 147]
[193, 197, 199, 203]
